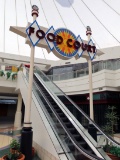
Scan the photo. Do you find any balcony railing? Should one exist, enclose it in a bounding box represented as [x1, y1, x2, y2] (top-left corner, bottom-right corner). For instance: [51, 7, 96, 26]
[47, 59, 120, 81]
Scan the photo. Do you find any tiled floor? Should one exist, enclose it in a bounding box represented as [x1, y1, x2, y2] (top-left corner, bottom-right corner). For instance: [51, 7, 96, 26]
[0, 124, 15, 148]
[0, 135, 12, 148]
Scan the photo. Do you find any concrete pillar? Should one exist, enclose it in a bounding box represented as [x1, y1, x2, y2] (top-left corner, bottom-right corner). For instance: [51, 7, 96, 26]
[14, 93, 22, 128]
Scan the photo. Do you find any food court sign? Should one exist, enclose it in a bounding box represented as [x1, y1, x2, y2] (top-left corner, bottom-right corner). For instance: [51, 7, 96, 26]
[26, 20, 96, 60]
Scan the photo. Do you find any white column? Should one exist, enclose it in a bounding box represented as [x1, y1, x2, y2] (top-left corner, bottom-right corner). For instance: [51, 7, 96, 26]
[88, 59, 94, 120]
[24, 12, 37, 128]
[87, 29, 94, 120]
[14, 93, 22, 128]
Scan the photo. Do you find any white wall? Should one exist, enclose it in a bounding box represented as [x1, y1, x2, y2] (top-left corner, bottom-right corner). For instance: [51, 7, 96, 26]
[54, 69, 120, 95]
[0, 76, 17, 93]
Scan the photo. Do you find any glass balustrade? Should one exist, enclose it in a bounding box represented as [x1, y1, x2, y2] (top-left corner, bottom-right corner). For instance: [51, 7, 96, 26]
[47, 59, 120, 81]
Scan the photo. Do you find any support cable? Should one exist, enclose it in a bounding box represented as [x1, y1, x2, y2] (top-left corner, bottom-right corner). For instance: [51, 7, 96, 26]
[52, 0, 67, 28]
[29, 0, 32, 7]
[67, 0, 101, 48]
[24, 0, 28, 23]
[3, 0, 6, 52]
[38, 0, 49, 60]
[39, 0, 50, 27]
[102, 0, 120, 16]
[80, 0, 120, 44]
[15, 0, 20, 54]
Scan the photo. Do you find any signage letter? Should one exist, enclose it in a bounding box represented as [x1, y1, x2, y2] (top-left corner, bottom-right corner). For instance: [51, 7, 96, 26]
[56, 35, 63, 45]
[91, 46, 96, 53]
[29, 27, 35, 36]
[81, 43, 87, 51]
[36, 30, 45, 40]
[74, 41, 81, 50]
[67, 39, 73, 48]
[47, 33, 55, 42]
[87, 45, 92, 52]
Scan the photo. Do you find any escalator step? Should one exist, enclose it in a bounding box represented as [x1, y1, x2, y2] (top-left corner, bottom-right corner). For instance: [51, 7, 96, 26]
[49, 99, 55, 103]
[40, 87, 46, 90]
[52, 105, 59, 109]
[73, 134, 82, 141]
[50, 101, 56, 105]
[64, 122, 73, 128]
[67, 142, 91, 159]
[45, 96, 51, 99]
[55, 122, 62, 128]
[55, 109, 62, 113]
[58, 113, 65, 117]
[78, 141, 87, 148]
[69, 128, 77, 134]
[51, 116, 57, 121]
[67, 142, 75, 151]
[74, 153, 90, 160]
[42, 92, 50, 96]
[61, 117, 69, 122]
[86, 148, 93, 154]
[42, 91, 48, 94]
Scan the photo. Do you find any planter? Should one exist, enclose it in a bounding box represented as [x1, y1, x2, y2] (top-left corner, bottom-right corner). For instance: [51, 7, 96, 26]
[32, 147, 35, 157]
[10, 148, 18, 154]
[106, 152, 120, 160]
[1, 154, 25, 160]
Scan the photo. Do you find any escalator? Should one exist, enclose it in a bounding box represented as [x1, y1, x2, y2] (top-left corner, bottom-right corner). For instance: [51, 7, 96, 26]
[33, 67, 120, 147]
[32, 66, 120, 159]
[33, 73, 104, 160]
[23, 66, 118, 160]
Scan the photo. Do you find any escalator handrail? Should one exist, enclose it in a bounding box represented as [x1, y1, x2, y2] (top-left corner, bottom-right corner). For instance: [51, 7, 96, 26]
[33, 74, 104, 160]
[34, 66, 120, 147]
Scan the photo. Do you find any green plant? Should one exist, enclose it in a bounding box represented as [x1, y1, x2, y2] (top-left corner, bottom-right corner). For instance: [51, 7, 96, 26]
[103, 106, 119, 139]
[6, 71, 11, 79]
[12, 73, 17, 80]
[0, 70, 5, 77]
[2, 139, 22, 160]
[10, 139, 20, 151]
[103, 143, 120, 158]
[102, 106, 120, 157]
[110, 146, 120, 157]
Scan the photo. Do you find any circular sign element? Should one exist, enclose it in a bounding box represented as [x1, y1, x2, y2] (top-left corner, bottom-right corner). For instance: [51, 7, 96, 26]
[53, 28, 78, 58]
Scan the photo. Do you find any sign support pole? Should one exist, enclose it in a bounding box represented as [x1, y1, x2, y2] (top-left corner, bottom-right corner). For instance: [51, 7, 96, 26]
[20, 6, 39, 160]
[86, 26, 97, 141]
[86, 28, 94, 121]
